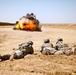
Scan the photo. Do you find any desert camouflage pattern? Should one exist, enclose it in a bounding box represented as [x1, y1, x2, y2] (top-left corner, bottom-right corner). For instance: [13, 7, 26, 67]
[40, 38, 76, 55]
[0, 38, 76, 61]
[10, 41, 34, 61]
[10, 49, 24, 61]
[40, 39, 56, 55]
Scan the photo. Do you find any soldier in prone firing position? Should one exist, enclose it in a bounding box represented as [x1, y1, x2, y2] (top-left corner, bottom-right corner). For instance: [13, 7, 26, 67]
[19, 41, 34, 55]
[55, 37, 75, 55]
[40, 38, 66, 55]
[10, 41, 34, 61]
[40, 38, 57, 55]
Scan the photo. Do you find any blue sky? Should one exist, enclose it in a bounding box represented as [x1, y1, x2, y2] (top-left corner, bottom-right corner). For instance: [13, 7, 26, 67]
[0, 0, 76, 23]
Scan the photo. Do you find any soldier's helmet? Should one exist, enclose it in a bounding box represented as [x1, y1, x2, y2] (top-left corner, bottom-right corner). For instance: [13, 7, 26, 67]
[28, 41, 33, 45]
[44, 39, 50, 43]
[57, 37, 63, 41]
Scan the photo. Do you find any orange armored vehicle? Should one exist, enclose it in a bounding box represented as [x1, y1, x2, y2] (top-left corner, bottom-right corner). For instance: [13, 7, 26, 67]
[13, 13, 41, 31]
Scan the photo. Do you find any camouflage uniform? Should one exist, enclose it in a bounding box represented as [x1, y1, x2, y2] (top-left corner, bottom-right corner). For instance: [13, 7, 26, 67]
[19, 41, 34, 55]
[27, 41, 34, 54]
[54, 50, 64, 55]
[55, 37, 73, 55]
[63, 48, 73, 55]
[19, 43, 29, 55]
[40, 39, 56, 55]
[10, 49, 24, 61]
[55, 37, 64, 50]
[10, 41, 34, 60]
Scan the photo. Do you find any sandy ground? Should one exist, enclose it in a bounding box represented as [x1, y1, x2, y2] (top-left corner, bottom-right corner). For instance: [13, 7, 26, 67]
[0, 25, 76, 75]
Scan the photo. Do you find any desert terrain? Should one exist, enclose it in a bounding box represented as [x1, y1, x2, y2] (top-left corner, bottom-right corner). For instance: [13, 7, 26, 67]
[0, 24, 76, 75]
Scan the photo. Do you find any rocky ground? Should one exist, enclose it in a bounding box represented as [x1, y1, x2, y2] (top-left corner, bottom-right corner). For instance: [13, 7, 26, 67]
[0, 24, 76, 75]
